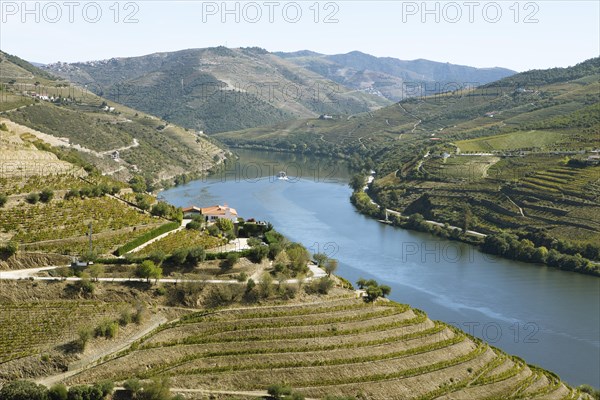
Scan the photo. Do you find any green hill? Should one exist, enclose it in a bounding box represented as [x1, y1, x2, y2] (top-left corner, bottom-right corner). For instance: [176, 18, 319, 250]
[214, 57, 600, 272]
[0, 51, 225, 184]
[44, 47, 392, 134]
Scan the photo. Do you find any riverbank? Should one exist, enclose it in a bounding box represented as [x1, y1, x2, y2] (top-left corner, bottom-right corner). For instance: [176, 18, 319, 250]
[353, 172, 600, 277]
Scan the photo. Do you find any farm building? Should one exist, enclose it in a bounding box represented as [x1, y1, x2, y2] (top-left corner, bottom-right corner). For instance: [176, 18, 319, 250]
[183, 205, 238, 222]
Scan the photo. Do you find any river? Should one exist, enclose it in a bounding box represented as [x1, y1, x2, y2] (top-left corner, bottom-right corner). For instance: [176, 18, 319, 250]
[162, 149, 600, 388]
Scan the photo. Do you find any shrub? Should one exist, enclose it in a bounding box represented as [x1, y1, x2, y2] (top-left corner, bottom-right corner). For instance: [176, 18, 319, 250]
[305, 277, 334, 295]
[132, 303, 146, 324]
[66, 385, 103, 400]
[94, 381, 114, 398]
[39, 189, 54, 203]
[0, 241, 19, 258]
[267, 384, 292, 400]
[119, 309, 132, 326]
[26, 192, 40, 204]
[0, 380, 48, 400]
[48, 384, 68, 400]
[77, 326, 93, 351]
[123, 378, 141, 395]
[224, 252, 240, 268]
[186, 221, 202, 230]
[0, 193, 7, 208]
[94, 320, 118, 339]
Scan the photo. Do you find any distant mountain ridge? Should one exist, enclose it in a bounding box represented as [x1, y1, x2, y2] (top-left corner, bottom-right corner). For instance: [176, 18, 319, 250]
[45, 47, 516, 134]
[45, 47, 391, 134]
[275, 50, 516, 101]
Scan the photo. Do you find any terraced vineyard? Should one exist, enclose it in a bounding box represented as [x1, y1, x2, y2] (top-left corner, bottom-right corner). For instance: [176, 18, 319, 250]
[0, 301, 123, 363]
[134, 229, 226, 256]
[64, 296, 584, 399]
[0, 196, 158, 243]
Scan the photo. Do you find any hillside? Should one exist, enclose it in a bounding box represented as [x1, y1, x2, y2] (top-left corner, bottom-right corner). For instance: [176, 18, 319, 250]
[44, 47, 391, 134]
[0, 279, 591, 400]
[214, 57, 600, 273]
[275, 50, 516, 101]
[0, 50, 226, 184]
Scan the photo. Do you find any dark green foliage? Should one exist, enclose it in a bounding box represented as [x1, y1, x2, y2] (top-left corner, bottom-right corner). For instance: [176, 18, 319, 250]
[185, 221, 202, 230]
[267, 383, 292, 399]
[0, 380, 49, 400]
[169, 248, 189, 265]
[249, 245, 269, 263]
[0, 241, 18, 258]
[0, 193, 7, 207]
[39, 189, 54, 203]
[485, 57, 599, 87]
[304, 277, 334, 295]
[224, 252, 240, 268]
[26, 192, 40, 204]
[48, 384, 68, 400]
[356, 278, 392, 302]
[187, 246, 207, 264]
[481, 233, 598, 275]
[66, 385, 103, 400]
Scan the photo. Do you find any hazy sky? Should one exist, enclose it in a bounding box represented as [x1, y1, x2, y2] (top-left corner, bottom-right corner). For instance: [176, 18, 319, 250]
[1, 1, 598, 71]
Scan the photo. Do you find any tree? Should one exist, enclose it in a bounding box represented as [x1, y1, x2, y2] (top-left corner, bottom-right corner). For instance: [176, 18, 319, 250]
[0, 380, 49, 400]
[324, 259, 338, 276]
[258, 273, 274, 298]
[356, 278, 368, 289]
[349, 173, 366, 191]
[151, 202, 170, 217]
[170, 248, 189, 265]
[48, 384, 67, 400]
[136, 260, 161, 283]
[129, 175, 147, 193]
[380, 285, 392, 298]
[224, 252, 240, 269]
[216, 218, 234, 234]
[76, 326, 92, 351]
[187, 246, 206, 264]
[366, 285, 383, 302]
[148, 250, 167, 266]
[39, 189, 54, 203]
[249, 245, 269, 263]
[313, 253, 328, 267]
[286, 243, 309, 272]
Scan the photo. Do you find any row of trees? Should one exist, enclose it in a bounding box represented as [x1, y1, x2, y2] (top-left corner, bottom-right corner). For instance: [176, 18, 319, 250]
[0, 380, 112, 400]
[356, 278, 391, 302]
[25, 189, 54, 204]
[482, 233, 598, 275]
[0, 377, 183, 400]
[64, 184, 120, 200]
